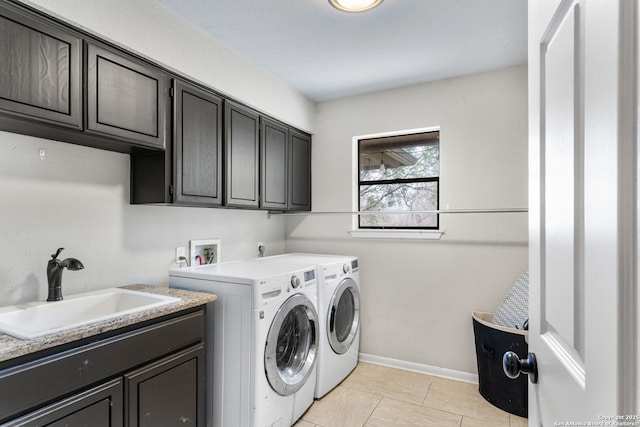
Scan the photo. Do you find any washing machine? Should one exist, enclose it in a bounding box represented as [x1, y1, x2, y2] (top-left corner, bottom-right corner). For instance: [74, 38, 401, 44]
[169, 259, 319, 427]
[259, 253, 360, 398]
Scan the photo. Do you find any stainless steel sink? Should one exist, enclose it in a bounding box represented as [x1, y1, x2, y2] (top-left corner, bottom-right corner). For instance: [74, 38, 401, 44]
[0, 288, 180, 339]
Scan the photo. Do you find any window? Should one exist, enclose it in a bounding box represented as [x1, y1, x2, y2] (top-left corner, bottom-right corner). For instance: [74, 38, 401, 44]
[357, 129, 439, 229]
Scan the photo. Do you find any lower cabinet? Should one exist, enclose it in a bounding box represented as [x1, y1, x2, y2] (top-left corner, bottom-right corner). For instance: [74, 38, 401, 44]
[0, 309, 207, 427]
[125, 345, 204, 427]
[5, 379, 123, 427]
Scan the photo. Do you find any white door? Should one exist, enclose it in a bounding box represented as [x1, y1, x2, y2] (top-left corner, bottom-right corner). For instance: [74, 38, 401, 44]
[528, 0, 638, 424]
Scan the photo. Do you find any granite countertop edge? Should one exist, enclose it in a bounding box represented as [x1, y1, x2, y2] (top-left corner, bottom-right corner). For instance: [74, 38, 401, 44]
[0, 285, 216, 364]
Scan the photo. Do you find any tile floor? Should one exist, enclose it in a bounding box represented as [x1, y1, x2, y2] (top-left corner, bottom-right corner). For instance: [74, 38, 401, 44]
[294, 362, 527, 427]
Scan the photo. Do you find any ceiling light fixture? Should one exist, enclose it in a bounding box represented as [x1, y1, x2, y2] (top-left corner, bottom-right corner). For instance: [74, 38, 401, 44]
[329, 0, 384, 13]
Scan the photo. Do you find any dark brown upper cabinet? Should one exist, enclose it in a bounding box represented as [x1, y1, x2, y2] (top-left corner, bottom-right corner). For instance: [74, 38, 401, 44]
[0, 2, 313, 210]
[0, 2, 82, 129]
[289, 129, 312, 211]
[260, 117, 288, 210]
[173, 79, 223, 206]
[224, 100, 260, 208]
[86, 42, 169, 150]
[260, 119, 312, 211]
[130, 80, 224, 206]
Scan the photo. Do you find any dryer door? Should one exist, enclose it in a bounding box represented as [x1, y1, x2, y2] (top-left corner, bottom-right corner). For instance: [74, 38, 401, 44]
[328, 277, 360, 354]
[265, 293, 319, 396]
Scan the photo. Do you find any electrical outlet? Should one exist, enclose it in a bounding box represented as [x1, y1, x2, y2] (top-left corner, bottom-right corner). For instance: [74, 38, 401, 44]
[176, 246, 186, 263]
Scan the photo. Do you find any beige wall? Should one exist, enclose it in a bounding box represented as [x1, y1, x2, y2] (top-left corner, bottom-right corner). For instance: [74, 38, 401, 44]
[0, 0, 314, 305]
[286, 66, 528, 374]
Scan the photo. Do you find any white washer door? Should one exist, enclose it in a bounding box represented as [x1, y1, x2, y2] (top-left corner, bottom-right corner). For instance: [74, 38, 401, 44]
[265, 293, 319, 396]
[327, 278, 360, 354]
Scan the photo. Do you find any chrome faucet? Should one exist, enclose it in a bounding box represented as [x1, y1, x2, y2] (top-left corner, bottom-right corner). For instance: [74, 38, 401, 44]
[47, 248, 84, 301]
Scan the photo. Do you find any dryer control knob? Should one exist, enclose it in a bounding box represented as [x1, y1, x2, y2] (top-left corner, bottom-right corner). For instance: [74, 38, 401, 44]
[291, 276, 301, 288]
[343, 264, 350, 274]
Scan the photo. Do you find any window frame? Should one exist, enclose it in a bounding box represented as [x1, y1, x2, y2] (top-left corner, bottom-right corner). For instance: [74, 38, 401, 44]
[353, 127, 441, 232]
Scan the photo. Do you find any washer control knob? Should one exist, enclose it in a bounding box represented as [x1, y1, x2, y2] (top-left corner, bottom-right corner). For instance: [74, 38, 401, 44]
[291, 276, 301, 288]
[343, 263, 350, 274]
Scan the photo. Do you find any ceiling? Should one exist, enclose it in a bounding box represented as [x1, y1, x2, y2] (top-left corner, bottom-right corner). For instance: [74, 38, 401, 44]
[151, 0, 527, 102]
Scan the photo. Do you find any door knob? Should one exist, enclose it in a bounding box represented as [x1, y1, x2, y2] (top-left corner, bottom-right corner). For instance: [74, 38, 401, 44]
[503, 351, 538, 384]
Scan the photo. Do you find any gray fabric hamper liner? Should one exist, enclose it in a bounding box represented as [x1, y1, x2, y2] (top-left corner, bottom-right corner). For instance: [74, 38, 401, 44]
[491, 272, 529, 330]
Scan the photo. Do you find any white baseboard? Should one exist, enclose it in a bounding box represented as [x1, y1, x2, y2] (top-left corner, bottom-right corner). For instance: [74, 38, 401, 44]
[358, 352, 479, 384]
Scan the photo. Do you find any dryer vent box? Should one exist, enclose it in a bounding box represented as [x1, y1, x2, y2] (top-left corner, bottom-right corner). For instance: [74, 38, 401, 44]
[189, 238, 221, 267]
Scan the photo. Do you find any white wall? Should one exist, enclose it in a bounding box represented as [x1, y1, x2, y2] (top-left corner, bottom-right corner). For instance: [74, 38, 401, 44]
[0, 134, 288, 304]
[285, 66, 528, 375]
[0, 0, 314, 305]
[21, 0, 315, 133]
[1, 0, 527, 377]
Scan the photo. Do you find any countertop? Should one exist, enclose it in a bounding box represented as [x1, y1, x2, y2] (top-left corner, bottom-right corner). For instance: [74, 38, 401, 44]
[0, 285, 216, 364]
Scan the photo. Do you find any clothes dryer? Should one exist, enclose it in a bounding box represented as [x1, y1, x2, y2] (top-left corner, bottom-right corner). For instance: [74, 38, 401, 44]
[169, 259, 319, 427]
[259, 253, 360, 398]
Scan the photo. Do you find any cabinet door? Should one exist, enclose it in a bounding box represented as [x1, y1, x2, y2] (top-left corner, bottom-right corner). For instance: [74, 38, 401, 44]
[4, 379, 123, 427]
[125, 344, 205, 427]
[174, 80, 223, 206]
[225, 101, 259, 207]
[288, 129, 312, 211]
[0, 3, 82, 129]
[260, 117, 288, 210]
[86, 42, 169, 149]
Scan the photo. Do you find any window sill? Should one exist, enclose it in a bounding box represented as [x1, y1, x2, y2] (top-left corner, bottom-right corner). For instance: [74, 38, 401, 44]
[349, 229, 444, 240]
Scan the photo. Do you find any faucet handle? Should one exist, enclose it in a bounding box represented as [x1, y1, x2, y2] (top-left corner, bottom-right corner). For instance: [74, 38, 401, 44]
[51, 248, 65, 259]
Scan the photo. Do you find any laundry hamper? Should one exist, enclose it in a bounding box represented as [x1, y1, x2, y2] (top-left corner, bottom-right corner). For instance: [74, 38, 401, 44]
[472, 311, 528, 418]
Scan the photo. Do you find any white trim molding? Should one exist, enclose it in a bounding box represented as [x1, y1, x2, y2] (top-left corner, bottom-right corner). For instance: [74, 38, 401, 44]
[358, 352, 479, 384]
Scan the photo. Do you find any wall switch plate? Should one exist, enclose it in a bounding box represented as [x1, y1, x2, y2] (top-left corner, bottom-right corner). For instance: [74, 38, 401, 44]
[176, 246, 186, 263]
